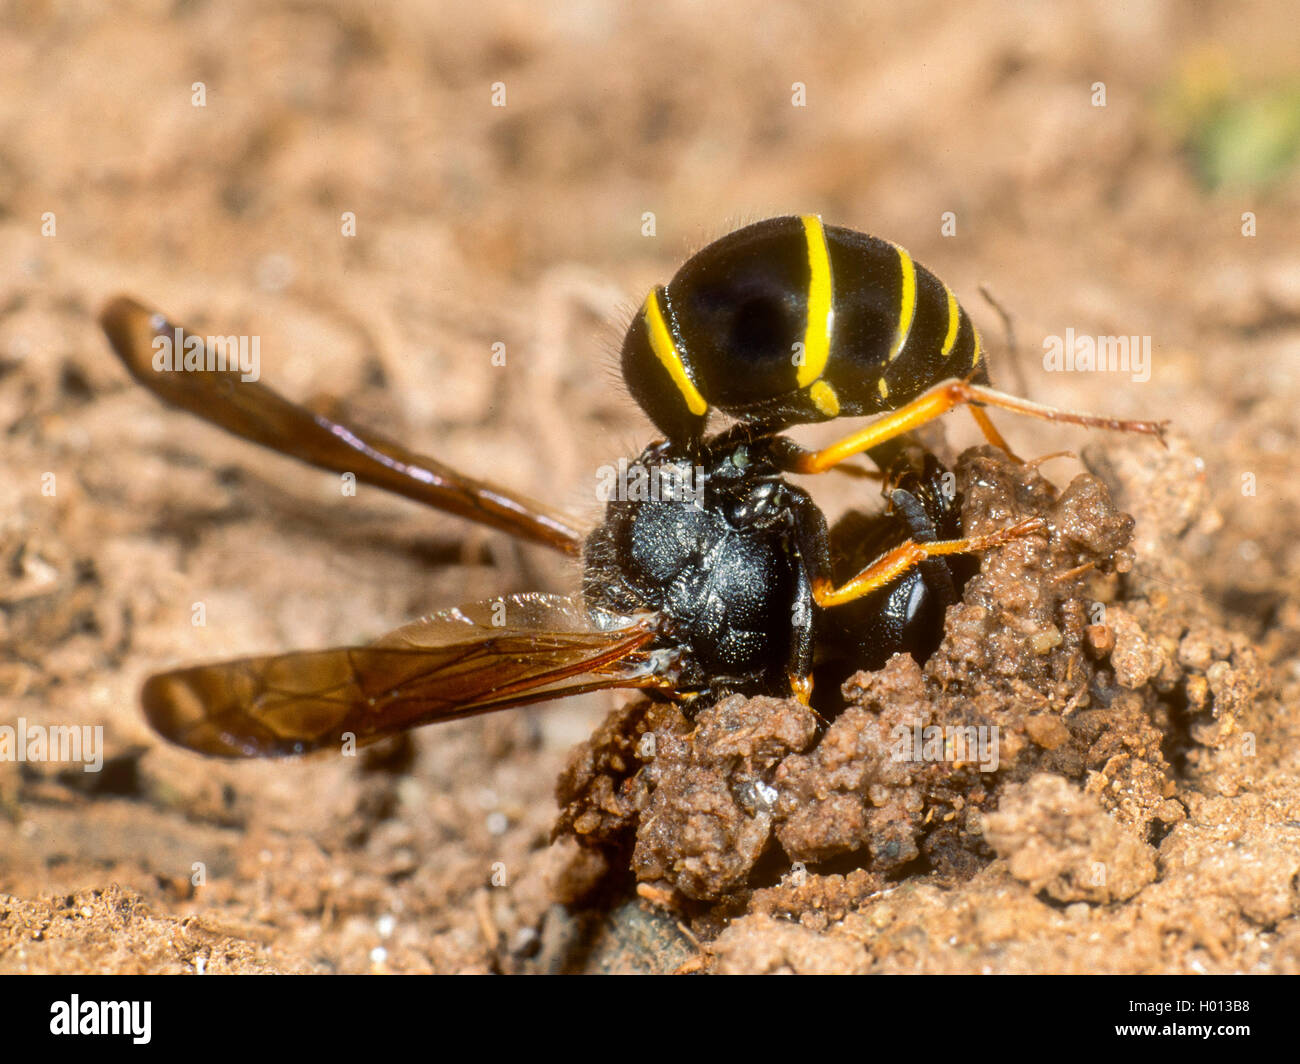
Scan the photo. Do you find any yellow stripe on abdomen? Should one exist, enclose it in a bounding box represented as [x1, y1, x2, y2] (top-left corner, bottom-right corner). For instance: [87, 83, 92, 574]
[643, 287, 708, 417]
[887, 242, 918, 363]
[796, 215, 834, 388]
[940, 284, 960, 358]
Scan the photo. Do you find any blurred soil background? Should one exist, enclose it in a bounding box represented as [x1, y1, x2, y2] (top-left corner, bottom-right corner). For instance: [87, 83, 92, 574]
[2, 0, 1300, 972]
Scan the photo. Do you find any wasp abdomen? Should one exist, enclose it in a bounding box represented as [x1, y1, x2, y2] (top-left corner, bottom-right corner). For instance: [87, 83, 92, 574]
[621, 215, 986, 444]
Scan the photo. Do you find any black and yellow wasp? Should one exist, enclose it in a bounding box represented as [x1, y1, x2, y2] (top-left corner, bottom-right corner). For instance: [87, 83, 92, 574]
[101, 216, 1164, 757]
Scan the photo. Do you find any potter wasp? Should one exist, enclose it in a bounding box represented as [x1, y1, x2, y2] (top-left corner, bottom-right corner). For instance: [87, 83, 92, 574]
[102, 216, 1165, 757]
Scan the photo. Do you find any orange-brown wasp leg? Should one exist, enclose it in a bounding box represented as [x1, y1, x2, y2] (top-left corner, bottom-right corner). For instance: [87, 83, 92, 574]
[778, 378, 1167, 476]
[811, 517, 1046, 609]
[825, 463, 886, 481]
[966, 404, 1020, 462]
[788, 672, 814, 706]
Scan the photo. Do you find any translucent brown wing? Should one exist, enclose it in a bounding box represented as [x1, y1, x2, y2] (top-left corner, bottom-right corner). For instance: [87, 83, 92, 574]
[143, 594, 675, 758]
[100, 296, 585, 555]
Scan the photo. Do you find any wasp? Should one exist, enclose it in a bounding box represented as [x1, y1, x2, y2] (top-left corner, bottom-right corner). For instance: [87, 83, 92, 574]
[100, 217, 1163, 756]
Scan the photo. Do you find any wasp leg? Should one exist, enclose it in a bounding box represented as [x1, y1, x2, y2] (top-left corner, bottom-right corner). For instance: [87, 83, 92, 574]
[966, 405, 1021, 462]
[811, 516, 1046, 609]
[788, 672, 813, 706]
[826, 462, 886, 481]
[776, 378, 1167, 475]
[787, 538, 817, 705]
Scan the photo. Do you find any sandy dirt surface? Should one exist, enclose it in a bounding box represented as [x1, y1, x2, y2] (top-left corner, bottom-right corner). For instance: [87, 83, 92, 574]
[3, 1, 1300, 973]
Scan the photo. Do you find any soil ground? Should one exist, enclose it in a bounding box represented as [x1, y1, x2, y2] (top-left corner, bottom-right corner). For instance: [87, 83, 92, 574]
[3, 1, 1300, 973]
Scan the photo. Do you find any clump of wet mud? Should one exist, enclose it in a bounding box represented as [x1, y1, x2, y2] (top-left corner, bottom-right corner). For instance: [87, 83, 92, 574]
[555, 441, 1273, 933]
